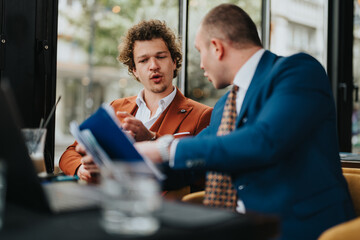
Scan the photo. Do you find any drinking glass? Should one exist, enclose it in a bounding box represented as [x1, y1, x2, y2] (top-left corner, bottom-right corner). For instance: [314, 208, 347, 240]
[100, 162, 161, 236]
[21, 128, 47, 174]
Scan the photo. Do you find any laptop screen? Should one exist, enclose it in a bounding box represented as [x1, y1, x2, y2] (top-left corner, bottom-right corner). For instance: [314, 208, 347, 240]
[0, 86, 49, 212]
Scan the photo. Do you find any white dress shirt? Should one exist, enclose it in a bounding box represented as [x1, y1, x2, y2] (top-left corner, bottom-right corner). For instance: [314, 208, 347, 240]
[233, 48, 265, 114]
[170, 48, 265, 213]
[135, 87, 177, 129]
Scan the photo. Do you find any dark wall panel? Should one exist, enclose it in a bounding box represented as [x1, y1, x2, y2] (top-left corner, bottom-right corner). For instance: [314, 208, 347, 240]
[328, 0, 354, 152]
[0, 0, 58, 173]
[1, 0, 37, 126]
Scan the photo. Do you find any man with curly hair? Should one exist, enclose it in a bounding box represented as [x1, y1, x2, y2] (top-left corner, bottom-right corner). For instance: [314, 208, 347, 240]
[59, 20, 212, 199]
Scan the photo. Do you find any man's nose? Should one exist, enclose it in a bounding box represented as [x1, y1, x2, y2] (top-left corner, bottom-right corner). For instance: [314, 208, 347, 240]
[200, 61, 206, 76]
[149, 58, 160, 70]
[200, 60, 204, 70]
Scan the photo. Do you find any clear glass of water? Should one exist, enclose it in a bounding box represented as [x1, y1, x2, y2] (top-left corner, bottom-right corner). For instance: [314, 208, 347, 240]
[21, 128, 47, 174]
[100, 162, 161, 236]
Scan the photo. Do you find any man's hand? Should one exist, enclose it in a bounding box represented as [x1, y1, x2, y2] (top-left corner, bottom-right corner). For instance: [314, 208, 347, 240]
[117, 111, 156, 142]
[75, 144, 100, 183]
[135, 141, 163, 164]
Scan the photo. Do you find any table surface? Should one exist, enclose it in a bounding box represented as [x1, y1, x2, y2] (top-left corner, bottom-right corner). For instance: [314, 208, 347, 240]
[0, 201, 280, 240]
[340, 152, 360, 168]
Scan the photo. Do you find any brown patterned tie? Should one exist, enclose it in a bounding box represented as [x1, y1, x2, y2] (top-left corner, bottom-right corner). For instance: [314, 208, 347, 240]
[203, 85, 239, 210]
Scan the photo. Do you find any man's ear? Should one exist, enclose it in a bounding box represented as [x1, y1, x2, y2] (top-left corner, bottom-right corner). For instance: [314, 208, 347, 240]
[210, 38, 224, 60]
[132, 67, 139, 79]
[172, 59, 177, 70]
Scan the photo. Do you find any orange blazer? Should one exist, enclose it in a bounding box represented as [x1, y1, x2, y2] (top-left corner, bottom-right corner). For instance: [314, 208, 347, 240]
[59, 89, 212, 176]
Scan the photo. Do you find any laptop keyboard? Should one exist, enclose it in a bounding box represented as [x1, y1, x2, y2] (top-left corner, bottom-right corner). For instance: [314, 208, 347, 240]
[42, 181, 101, 213]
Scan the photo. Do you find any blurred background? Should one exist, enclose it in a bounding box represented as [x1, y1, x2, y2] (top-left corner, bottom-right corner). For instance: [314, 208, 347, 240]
[55, 0, 358, 165]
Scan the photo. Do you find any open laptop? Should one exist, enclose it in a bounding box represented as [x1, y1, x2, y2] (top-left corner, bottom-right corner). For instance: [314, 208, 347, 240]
[0, 85, 100, 213]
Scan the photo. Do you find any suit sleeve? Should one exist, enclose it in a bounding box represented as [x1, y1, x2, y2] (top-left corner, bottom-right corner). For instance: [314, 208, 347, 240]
[194, 98, 225, 138]
[161, 103, 212, 191]
[173, 54, 335, 172]
[59, 100, 120, 176]
[58, 141, 82, 175]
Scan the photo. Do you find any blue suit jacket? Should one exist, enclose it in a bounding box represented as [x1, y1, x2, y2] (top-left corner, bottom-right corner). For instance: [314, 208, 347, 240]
[173, 51, 355, 240]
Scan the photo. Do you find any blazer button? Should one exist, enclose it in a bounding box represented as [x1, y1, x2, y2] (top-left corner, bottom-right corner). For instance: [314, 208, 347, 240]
[180, 109, 186, 113]
[238, 185, 245, 190]
[186, 160, 193, 168]
[242, 117, 248, 124]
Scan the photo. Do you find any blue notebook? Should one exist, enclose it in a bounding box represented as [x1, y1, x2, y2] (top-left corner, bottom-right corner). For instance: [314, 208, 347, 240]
[79, 104, 142, 161]
[71, 104, 165, 180]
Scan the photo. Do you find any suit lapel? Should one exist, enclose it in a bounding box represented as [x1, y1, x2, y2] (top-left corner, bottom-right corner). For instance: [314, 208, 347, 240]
[236, 51, 278, 126]
[150, 88, 192, 134]
[121, 97, 138, 116]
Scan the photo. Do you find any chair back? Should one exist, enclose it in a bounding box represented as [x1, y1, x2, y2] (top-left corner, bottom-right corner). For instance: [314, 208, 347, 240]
[342, 170, 360, 217]
[318, 217, 360, 240]
[342, 167, 360, 175]
[317, 169, 360, 239]
[181, 190, 205, 204]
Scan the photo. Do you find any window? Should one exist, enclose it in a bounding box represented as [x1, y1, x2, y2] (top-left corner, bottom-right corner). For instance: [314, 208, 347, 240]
[352, 0, 360, 152]
[55, 0, 330, 164]
[270, 0, 327, 66]
[55, 0, 179, 163]
[186, 0, 262, 106]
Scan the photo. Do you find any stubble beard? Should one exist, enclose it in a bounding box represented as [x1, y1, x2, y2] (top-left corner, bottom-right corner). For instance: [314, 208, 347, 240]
[150, 82, 168, 94]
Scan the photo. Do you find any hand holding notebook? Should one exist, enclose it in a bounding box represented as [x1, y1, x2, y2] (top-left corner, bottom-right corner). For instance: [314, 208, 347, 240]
[70, 104, 165, 180]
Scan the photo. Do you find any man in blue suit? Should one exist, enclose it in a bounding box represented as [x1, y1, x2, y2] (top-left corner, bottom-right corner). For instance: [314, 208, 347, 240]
[137, 3, 355, 239]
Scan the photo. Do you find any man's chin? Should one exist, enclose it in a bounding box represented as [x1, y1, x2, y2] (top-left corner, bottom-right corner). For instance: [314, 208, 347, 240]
[212, 81, 230, 90]
[150, 85, 167, 94]
[208, 78, 223, 89]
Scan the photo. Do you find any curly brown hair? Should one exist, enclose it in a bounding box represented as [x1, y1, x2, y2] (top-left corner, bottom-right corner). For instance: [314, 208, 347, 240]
[118, 19, 182, 81]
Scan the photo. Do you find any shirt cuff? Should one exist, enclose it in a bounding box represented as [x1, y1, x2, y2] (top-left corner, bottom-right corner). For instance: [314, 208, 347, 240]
[169, 139, 179, 167]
